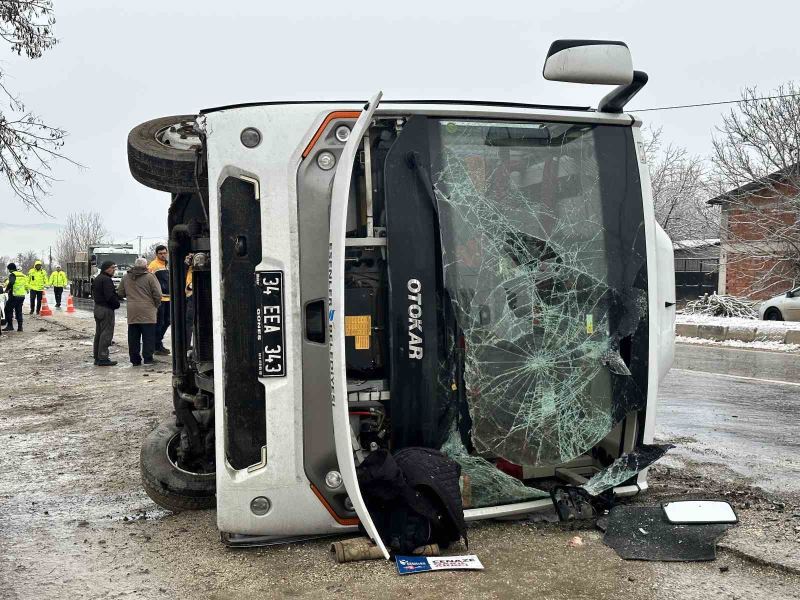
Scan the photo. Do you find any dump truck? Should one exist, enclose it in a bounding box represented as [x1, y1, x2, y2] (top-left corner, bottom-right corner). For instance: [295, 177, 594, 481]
[127, 39, 675, 554]
[67, 244, 139, 298]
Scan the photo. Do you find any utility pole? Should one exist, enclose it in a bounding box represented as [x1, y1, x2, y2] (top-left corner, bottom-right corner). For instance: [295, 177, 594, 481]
[138, 235, 143, 257]
[48, 246, 52, 271]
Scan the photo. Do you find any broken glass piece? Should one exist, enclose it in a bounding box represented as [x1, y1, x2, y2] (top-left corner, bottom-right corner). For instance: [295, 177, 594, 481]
[600, 349, 632, 376]
[581, 443, 673, 496]
[433, 120, 649, 467]
[441, 429, 549, 508]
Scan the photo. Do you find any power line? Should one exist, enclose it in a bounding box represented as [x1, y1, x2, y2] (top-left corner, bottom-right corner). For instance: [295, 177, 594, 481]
[632, 92, 800, 112]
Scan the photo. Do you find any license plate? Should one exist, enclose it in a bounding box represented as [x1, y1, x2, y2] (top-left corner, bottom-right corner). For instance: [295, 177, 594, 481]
[256, 271, 286, 377]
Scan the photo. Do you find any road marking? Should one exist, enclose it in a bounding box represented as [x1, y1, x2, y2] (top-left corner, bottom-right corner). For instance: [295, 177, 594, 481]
[673, 368, 800, 387]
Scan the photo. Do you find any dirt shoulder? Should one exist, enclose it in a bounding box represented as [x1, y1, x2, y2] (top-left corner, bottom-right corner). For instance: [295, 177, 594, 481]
[1, 310, 798, 599]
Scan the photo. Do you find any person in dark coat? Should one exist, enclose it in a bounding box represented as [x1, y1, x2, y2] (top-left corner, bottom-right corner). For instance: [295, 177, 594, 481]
[92, 260, 120, 366]
[117, 257, 162, 366]
[4, 263, 27, 332]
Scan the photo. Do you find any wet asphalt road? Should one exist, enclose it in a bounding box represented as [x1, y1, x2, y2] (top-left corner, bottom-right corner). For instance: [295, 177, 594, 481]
[657, 344, 800, 493]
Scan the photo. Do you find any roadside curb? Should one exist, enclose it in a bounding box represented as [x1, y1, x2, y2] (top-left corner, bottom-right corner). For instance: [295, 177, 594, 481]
[676, 322, 800, 346]
[719, 543, 800, 576]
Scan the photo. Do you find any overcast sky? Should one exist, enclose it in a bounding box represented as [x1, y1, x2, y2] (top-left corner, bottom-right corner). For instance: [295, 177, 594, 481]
[2, 0, 799, 257]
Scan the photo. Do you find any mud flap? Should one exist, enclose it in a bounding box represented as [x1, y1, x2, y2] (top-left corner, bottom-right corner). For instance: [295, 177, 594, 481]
[328, 91, 390, 559]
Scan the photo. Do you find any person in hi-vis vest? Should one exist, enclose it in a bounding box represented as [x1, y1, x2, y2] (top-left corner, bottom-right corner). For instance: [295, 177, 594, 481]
[4, 263, 28, 332]
[27, 260, 48, 314]
[49, 265, 69, 308]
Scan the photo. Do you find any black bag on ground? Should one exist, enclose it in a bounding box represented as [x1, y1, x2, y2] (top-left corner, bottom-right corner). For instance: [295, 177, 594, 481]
[356, 447, 467, 555]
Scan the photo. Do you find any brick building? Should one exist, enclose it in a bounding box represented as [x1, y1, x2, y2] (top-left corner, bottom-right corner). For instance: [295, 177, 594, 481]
[709, 171, 799, 300]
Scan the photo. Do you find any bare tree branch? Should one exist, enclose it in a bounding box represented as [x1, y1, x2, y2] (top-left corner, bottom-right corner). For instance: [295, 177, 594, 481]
[712, 83, 800, 297]
[0, 0, 76, 212]
[54, 212, 108, 265]
[13, 248, 38, 271]
[642, 126, 718, 242]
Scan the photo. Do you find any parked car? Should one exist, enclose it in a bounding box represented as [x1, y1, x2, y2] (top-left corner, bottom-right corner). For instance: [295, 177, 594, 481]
[759, 287, 800, 321]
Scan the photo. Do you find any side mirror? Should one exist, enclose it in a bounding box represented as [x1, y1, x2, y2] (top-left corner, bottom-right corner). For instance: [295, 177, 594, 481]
[543, 40, 633, 85]
[787, 291, 795, 298]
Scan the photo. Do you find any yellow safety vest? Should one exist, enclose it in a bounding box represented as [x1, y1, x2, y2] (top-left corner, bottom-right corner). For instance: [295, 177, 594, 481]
[10, 271, 28, 297]
[27, 267, 48, 291]
[50, 271, 68, 287]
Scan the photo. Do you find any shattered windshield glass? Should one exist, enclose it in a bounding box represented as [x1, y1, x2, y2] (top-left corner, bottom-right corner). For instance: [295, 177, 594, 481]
[432, 120, 648, 469]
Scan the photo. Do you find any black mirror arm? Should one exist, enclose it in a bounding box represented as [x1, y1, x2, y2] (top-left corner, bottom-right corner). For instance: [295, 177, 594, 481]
[598, 70, 649, 114]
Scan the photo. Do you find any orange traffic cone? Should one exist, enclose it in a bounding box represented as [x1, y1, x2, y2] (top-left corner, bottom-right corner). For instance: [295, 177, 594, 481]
[66, 294, 76, 314]
[40, 291, 53, 317]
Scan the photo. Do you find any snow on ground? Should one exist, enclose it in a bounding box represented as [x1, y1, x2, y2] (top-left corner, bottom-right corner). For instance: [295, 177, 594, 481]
[676, 312, 800, 330]
[676, 335, 800, 353]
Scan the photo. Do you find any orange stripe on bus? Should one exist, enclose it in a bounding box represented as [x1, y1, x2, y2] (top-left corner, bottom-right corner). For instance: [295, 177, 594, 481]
[310, 483, 359, 526]
[302, 111, 361, 158]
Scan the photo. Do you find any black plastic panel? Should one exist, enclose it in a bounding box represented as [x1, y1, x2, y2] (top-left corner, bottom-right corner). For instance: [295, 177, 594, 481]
[384, 116, 443, 448]
[219, 177, 266, 469]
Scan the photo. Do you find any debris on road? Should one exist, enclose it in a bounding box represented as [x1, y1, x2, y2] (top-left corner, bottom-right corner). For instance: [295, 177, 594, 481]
[684, 294, 758, 319]
[395, 554, 484, 575]
[331, 538, 440, 563]
[604, 505, 733, 562]
[567, 535, 584, 547]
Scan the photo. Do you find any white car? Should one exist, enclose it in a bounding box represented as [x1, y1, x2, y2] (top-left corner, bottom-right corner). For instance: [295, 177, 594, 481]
[759, 287, 800, 321]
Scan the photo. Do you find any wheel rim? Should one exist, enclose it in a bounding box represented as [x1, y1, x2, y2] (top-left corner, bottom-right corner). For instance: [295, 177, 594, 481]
[155, 121, 201, 151]
[166, 432, 215, 476]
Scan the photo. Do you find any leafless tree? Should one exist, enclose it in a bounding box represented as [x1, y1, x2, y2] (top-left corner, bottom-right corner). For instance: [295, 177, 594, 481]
[54, 211, 108, 265]
[14, 248, 38, 271]
[0, 1, 76, 211]
[711, 83, 800, 297]
[642, 127, 717, 242]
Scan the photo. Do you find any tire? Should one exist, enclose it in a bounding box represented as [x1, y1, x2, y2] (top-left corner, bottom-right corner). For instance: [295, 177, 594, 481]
[127, 115, 206, 193]
[140, 419, 216, 512]
[764, 307, 783, 321]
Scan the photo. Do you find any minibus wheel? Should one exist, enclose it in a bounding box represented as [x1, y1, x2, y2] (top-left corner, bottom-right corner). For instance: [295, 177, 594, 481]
[127, 115, 206, 194]
[140, 419, 215, 512]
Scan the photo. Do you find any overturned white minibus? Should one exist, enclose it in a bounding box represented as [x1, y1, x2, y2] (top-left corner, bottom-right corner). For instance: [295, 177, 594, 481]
[128, 39, 675, 555]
